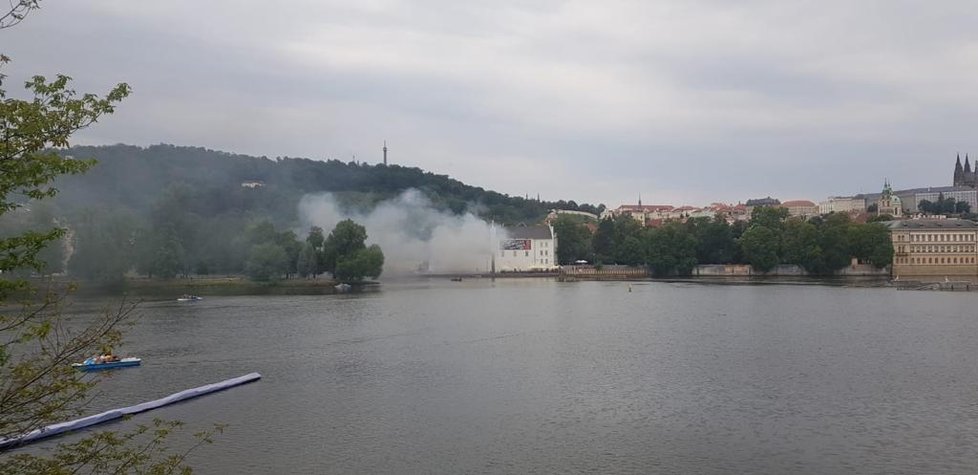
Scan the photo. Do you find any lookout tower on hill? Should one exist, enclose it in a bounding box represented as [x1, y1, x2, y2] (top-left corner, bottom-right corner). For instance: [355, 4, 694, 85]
[383, 141, 388, 166]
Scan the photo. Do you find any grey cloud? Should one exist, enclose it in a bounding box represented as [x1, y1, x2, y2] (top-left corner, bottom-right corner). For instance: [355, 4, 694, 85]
[4, 0, 978, 207]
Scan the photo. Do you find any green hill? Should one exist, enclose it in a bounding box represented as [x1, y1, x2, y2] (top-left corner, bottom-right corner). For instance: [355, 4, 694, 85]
[0, 144, 603, 280]
[56, 144, 603, 225]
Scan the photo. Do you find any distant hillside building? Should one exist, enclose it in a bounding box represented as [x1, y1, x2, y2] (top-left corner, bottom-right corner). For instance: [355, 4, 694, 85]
[544, 209, 599, 224]
[877, 181, 903, 217]
[744, 196, 780, 216]
[914, 187, 978, 212]
[953, 154, 978, 188]
[496, 225, 557, 272]
[745, 196, 780, 208]
[888, 218, 978, 276]
[603, 203, 674, 225]
[819, 196, 867, 214]
[781, 200, 818, 218]
[709, 202, 749, 223]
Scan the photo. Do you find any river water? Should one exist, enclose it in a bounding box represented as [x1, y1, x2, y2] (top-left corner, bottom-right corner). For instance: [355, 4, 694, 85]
[17, 279, 978, 474]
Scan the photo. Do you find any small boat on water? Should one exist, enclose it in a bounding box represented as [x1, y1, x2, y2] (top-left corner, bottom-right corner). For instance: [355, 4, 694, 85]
[177, 294, 202, 302]
[334, 283, 352, 292]
[72, 355, 142, 371]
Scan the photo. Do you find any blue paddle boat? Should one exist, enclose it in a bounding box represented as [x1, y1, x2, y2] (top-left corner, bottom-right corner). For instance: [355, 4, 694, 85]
[72, 355, 142, 371]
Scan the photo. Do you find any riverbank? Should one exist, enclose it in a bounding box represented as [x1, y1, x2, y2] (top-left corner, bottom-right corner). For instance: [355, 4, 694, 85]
[29, 276, 373, 299]
[421, 271, 893, 288]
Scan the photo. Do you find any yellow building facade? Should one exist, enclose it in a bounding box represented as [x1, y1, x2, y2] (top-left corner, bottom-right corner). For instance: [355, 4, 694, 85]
[889, 219, 978, 277]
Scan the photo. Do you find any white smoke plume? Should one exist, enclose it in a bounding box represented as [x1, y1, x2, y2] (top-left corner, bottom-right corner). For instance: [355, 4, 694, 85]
[297, 189, 506, 277]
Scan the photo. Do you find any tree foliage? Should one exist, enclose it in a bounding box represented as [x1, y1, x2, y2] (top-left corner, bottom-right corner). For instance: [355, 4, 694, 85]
[245, 242, 288, 282]
[323, 220, 384, 282]
[334, 244, 385, 282]
[646, 222, 697, 276]
[918, 196, 971, 215]
[323, 219, 367, 276]
[739, 225, 781, 272]
[552, 215, 592, 265]
[0, 11, 219, 472]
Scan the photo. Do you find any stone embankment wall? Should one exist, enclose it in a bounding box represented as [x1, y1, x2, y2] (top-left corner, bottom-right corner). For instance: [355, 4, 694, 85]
[557, 263, 891, 280]
[559, 265, 649, 280]
[694, 264, 890, 277]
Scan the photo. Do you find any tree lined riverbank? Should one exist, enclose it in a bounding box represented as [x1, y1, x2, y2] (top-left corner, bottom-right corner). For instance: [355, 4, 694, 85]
[62, 276, 376, 298]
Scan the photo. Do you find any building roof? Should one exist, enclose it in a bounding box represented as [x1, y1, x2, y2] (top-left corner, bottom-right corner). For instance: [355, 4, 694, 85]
[914, 187, 977, 195]
[886, 218, 978, 230]
[745, 197, 780, 206]
[506, 225, 554, 239]
[781, 200, 816, 207]
[856, 186, 975, 203]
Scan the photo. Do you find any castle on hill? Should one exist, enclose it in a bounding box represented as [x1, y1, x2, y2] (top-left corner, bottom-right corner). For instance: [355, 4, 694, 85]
[953, 154, 978, 188]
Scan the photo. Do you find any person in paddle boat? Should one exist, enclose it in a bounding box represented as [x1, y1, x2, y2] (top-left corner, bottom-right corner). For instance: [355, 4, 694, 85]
[95, 347, 120, 364]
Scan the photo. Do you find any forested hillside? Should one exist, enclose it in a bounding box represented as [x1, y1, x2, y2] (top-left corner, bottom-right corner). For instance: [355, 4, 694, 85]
[0, 144, 602, 280]
[55, 144, 602, 225]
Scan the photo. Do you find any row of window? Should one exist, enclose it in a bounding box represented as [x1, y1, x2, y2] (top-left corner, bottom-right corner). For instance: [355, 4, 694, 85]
[896, 233, 976, 242]
[898, 245, 977, 253]
[895, 256, 976, 265]
[500, 250, 550, 257]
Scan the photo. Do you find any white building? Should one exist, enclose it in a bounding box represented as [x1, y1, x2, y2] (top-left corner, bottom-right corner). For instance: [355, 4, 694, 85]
[496, 225, 558, 272]
[914, 187, 977, 212]
[818, 196, 866, 214]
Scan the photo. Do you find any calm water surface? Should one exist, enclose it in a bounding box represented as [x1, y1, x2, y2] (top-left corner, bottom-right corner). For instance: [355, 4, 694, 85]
[19, 280, 978, 474]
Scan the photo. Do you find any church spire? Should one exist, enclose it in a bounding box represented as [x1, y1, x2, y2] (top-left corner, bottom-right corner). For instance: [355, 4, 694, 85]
[965, 155, 972, 174]
[955, 154, 964, 186]
[638, 193, 642, 207]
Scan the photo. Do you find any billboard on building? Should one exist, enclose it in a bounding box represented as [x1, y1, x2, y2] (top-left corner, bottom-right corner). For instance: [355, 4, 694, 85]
[500, 239, 532, 250]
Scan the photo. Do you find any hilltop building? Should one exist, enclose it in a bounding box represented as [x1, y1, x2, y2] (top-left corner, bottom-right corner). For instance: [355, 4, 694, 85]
[877, 181, 903, 217]
[602, 203, 674, 225]
[913, 187, 978, 212]
[745, 197, 780, 215]
[710, 203, 749, 222]
[888, 218, 978, 276]
[818, 197, 856, 215]
[496, 225, 557, 272]
[544, 209, 599, 225]
[953, 154, 977, 188]
[781, 200, 819, 218]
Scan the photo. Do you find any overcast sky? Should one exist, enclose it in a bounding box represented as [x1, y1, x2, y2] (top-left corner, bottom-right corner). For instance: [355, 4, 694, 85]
[6, 1, 978, 207]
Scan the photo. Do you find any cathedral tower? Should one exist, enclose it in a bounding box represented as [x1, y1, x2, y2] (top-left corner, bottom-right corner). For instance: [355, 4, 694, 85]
[954, 154, 963, 186]
[952, 154, 978, 188]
